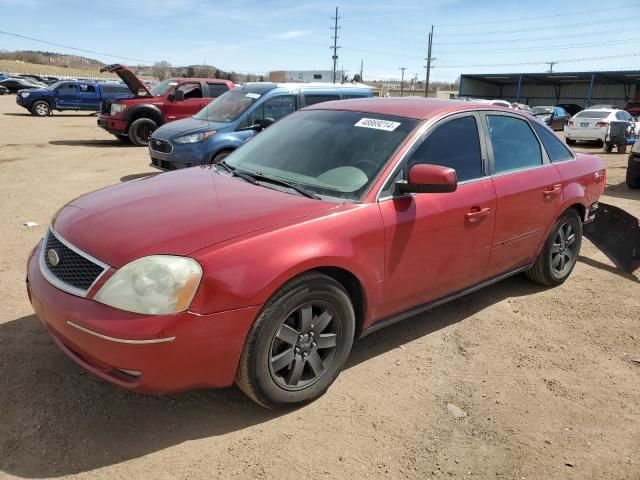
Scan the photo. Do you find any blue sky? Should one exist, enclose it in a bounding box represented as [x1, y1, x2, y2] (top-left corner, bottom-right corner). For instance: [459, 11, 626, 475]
[0, 0, 638, 82]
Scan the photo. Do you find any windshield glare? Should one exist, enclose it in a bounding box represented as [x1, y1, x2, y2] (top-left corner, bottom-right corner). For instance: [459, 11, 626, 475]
[224, 110, 418, 200]
[150, 79, 178, 97]
[194, 90, 260, 122]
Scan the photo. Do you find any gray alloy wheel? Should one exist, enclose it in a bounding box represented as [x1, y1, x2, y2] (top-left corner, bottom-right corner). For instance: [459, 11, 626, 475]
[235, 272, 355, 409]
[32, 101, 51, 117]
[525, 210, 582, 286]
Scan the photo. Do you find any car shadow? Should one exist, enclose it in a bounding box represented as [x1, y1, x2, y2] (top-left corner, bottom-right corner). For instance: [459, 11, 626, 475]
[120, 172, 159, 182]
[603, 180, 640, 202]
[3, 113, 96, 118]
[49, 140, 136, 148]
[577, 255, 639, 283]
[0, 275, 540, 478]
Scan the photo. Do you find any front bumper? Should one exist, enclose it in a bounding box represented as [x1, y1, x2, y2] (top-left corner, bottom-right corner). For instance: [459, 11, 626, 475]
[27, 243, 259, 394]
[149, 141, 210, 171]
[97, 116, 128, 135]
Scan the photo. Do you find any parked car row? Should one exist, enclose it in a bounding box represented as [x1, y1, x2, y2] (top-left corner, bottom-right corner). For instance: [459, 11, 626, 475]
[565, 108, 637, 146]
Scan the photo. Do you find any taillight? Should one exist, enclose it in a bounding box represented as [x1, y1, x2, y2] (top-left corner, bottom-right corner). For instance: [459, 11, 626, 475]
[568, 120, 574, 126]
[595, 121, 609, 127]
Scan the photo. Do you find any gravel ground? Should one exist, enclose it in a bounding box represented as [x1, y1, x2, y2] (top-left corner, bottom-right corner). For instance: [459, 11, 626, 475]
[0, 96, 638, 480]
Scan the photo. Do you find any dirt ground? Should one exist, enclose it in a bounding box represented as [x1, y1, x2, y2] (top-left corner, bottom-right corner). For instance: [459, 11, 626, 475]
[0, 95, 638, 480]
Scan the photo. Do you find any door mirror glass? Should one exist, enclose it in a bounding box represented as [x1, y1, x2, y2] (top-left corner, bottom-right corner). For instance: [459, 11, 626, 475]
[395, 164, 457, 194]
[172, 90, 185, 102]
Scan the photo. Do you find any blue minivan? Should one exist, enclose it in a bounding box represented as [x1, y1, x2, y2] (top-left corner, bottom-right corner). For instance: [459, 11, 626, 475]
[16, 81, 132, 116]
[149, 82, 373, 170]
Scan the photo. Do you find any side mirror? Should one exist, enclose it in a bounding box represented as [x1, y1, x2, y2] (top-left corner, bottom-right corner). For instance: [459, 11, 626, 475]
[171, 90, 185, 102]
[395, 164, 457, 195]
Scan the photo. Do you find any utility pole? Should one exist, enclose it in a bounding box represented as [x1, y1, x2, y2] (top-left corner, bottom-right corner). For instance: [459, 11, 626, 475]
[546, 61, 557, 73]
[330, 7, 340, 84]
[360, 59, 363, 83]
[399, 67, 407, 97]
[425, 25, 434, 97]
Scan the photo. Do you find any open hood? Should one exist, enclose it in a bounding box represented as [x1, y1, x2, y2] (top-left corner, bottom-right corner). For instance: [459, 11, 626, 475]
[100, 64, 152, 97]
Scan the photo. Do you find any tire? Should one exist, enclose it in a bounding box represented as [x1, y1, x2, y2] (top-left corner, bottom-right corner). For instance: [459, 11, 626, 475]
[565, 138, 576, 145]
[604, 142, 614, 153]
[31, 101, 51, 117]
[525, 210, 582, 287]
[235, 272, 355, 409]
[210, 149, 233, 164]
[618, 144, 627, 154]
[128, 117, 157, 146]
[626, 164, 640, 189]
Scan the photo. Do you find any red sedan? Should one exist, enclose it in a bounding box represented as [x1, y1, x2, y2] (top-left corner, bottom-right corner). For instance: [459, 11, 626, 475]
[26, 98, 606, 408]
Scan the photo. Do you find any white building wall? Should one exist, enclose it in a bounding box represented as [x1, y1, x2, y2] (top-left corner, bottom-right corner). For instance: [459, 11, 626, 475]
[282, 70, 344, 83]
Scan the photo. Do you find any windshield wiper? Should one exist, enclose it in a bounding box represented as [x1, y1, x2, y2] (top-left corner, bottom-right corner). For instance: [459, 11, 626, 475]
[218, 160, 259, 184]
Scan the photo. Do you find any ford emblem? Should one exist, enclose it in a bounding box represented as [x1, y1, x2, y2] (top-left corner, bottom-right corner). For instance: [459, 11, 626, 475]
[47, 248, 60, 266]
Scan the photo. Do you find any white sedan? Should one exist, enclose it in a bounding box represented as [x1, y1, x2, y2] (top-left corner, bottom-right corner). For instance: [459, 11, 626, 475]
[565, 108, 636, 145]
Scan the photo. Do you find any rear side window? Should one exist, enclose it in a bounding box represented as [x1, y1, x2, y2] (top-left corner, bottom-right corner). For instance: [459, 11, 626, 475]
[531, 122, 573, 162]
[206, 83, 229, 98]
[407, 116, 483, 182]
[487, 115, 542, 173]
[79, 84, 96, 93]
[304, 94, 339, 106]
[616, 111, 633, 121]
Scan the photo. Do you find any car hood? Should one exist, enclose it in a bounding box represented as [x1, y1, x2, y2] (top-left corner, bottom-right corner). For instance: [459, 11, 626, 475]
[100, 64, 152, 97]
[51, 168, 338, 268]
[152, 117, 230, 139]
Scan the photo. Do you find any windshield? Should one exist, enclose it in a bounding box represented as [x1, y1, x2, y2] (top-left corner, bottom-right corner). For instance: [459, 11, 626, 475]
[532, 107, 553, 115]
[224, 110, 419, 200]
[194, 90, 260, 122]
[150, 79, 178, 97]
[575, 110, 610, 119]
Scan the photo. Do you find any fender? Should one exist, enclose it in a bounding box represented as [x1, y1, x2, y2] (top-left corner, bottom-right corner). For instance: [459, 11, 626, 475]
[122, 104, 164, 125]
[189, 203, 386, 328]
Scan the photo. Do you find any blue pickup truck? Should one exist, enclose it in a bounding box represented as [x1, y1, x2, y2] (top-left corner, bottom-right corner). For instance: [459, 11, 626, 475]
[16, 80, 132, 116]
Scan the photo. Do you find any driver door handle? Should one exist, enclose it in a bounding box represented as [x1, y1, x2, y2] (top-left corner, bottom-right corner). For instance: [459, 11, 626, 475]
[465, 207, 491, 223]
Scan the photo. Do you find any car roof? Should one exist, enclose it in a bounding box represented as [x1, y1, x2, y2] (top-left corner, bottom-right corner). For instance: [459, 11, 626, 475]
[303, 96, 512, 120]
[232, 82, 372, 95]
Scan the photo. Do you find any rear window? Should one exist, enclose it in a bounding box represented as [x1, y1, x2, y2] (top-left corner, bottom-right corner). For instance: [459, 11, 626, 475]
[574, 111, 610, 119]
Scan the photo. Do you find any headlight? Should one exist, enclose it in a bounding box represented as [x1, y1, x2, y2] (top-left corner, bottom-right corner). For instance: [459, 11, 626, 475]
[94, 256, 202, 315]
[20, 91, 30, 98]
[110, 103, 127, 116]
[174, 131, 216, 144]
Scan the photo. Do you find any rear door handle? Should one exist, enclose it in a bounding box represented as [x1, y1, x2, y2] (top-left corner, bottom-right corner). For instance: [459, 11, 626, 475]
[465, 207, 491, 223]
[543, 184, 562, 198]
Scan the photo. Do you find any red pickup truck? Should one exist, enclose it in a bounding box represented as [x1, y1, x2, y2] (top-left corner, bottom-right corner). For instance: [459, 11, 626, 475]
[28, 98, 606, 408]
[97, 64, 234, 145]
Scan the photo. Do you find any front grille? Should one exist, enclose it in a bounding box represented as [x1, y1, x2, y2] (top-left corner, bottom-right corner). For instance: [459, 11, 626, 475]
[41, 229, 107, 295]
[150, 138, 173, 154]
[151, 157, 178, 170]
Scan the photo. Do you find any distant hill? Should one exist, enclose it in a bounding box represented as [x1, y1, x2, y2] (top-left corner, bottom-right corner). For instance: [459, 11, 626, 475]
[0, 50, 105, 70]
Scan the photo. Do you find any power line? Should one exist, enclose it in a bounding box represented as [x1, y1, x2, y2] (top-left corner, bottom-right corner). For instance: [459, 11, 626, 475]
[432, 52, 640, 69]
[434, 27, 640, 46]
[0, 29, 155, 64]
[436, 3, 640, 27]
[437, 37, 640, 55]
[437, 17, 630, 37]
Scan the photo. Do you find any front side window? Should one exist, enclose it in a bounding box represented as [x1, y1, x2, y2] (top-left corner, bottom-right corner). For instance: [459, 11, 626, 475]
[150, 79, 178, 97]
[406, 116, 483, 182]
[176, 82, 202, 99]
[249, 95, 296, 124]
[225, 110, 418, 200]
[304, 94, 339, 106]
[531, 122, 573, 162]
[57, 84, 76, 94]
[487, 115, 542, 174]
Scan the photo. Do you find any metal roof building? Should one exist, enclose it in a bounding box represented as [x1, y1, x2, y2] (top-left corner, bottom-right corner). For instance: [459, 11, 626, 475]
[459, 70, 640, 108]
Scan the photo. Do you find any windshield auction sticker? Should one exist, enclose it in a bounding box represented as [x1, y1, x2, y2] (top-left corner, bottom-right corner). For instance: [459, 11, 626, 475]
[354, 118, 401, 131]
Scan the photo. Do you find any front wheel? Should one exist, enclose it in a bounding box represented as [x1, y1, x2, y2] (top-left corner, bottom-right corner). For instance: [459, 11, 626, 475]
[209, 149, 233, 165]
[31, 101, 51, 117]
[235, 272, 355, 409]
[627, 163, 640, 189]
[525, 210, 582, 287]
[128, 117, 157, 146]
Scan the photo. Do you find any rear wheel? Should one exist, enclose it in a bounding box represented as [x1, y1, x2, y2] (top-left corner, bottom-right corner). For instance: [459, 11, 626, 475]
[235, 272, 355, 409]
[525, 210, 582, 287]
[618, 144, 627, 154]
[31, 101, 51, 117]
[128, 117, 157, 146]
[627, 163, 640, 189]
